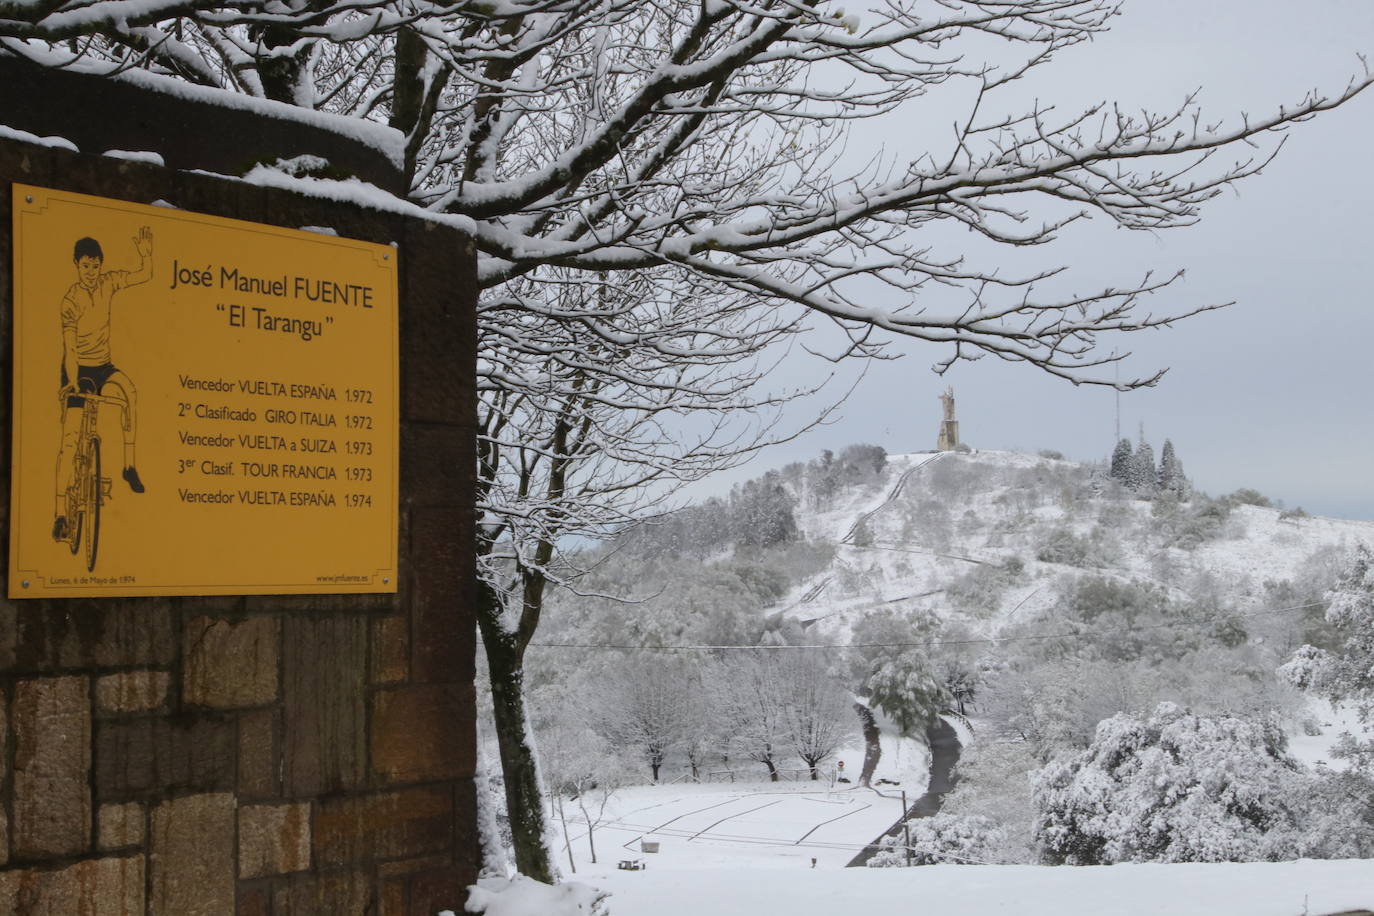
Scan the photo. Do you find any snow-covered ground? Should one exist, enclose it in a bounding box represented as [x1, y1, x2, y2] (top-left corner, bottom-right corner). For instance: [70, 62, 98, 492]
[554, 731, 930, 873]
[584, 859, 1373, 916]
[1289, 697, 1366, 772]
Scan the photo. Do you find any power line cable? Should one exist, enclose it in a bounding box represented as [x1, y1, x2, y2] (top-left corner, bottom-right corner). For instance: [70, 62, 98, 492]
[528, 600, 1326, 652]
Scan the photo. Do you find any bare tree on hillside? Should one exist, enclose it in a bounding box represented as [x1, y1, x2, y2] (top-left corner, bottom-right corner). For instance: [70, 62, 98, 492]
[586, 655, 701, 782]
[716, 654, 791, 781]
[777, 650, 856, 780]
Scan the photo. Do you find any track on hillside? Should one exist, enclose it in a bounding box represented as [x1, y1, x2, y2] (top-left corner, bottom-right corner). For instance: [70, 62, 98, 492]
[839, 453, 944, 545]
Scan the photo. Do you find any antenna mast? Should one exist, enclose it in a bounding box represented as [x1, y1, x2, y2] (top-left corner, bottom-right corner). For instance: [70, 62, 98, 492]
[1113, 352, 1120, 443]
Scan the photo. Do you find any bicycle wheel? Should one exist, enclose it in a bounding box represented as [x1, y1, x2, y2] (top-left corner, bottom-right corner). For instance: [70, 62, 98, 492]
[84, 436, 101, 572]
[67, 504, 82, 555]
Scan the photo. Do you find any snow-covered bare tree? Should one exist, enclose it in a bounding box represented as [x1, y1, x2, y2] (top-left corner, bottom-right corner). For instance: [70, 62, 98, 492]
[774, 649, 855, 780]
[8, 2, 1370, 382]
[475, 267, 817, 877]
[586, 655, 698, 782]
[12, 0, 1373, 882]
[537, 717, 623, 871]
[716, 654, 791, 781]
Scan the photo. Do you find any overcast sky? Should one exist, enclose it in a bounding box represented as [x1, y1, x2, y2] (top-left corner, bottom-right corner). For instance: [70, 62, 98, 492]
[703, 0, 1374, 522]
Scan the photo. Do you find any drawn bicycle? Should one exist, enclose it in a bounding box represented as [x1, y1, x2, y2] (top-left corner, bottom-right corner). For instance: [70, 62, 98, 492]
[56, 382, 125, 572]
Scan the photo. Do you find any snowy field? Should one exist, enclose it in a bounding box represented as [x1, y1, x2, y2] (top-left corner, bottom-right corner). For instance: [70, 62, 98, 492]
[554, 732, 930, 873]
[535, 708, 1373, 916]
[583, 859, 1373, 916]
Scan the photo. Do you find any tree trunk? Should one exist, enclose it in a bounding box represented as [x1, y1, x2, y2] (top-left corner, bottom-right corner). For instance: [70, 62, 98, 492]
[578, 799, 598, 865]
[479, 585, 556, 883]
[763, 756, 779, 782]
[556, 795, 576, 874]
[807, 760, 820, 780]
[855, 702, 881, 788]
[650, 760, 661, 782]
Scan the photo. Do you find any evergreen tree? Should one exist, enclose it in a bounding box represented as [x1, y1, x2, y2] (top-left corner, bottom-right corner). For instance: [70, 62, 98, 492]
[1158, 439, 1189, 498]
[1130, 433, 1156, 497]
[1110, 439, 1134, 486]
[731, 471, 798, 548]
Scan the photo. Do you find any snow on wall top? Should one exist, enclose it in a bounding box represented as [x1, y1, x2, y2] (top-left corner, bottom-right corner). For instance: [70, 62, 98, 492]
[0, 48, 404, 171]
[114, 68, 404, 172]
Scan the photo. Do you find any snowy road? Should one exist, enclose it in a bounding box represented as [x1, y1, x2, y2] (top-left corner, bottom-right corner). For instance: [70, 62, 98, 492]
[848, 716, 963, 866]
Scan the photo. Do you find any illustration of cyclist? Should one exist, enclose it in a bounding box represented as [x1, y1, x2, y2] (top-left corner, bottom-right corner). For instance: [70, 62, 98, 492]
[52, 228, 152, 542]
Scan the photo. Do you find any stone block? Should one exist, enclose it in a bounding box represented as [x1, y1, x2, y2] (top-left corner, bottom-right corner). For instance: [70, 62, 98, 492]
[0, 137, 56, 192]
[237, 708, 281, 799]
[0, 604, 16, 671]
[313, 787, 453, 868]
[408, 865, 468, 916]
[14, 602, 175, 673]
[283, 616, 367, 796]
[272, 869, 373, 915]
[377, 854, 450, 878]
[399, 222, 475, 427]
[236, 881, 272, 916]
[96, 670, 170, 714]
[399, 425, 472, 510]
[0, 854, 144, 916]
[371, 614, 409, 684]
[13, 675, 91, 857]
[0, 692, 7, 865]
[184, 615, 280, 708]
[98, 802, 146, 850]
[95, 714, 235, 798]
[149, 793, 235, 916]
[380, 876, 408, 916]
[408, 508, 475, 684]
[238, 803, 311, 878]
[371, 684, 473, 785]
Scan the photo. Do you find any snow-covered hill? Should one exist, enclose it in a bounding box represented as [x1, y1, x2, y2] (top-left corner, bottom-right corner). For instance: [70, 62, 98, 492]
[775, 448, 1374, 645]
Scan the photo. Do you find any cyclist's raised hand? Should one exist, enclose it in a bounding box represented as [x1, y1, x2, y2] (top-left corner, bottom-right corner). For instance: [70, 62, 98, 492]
[134, 226, 153, 259]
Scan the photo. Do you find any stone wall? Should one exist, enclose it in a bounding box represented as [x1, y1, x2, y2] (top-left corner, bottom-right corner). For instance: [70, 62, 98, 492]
[0, 136, 478, 914]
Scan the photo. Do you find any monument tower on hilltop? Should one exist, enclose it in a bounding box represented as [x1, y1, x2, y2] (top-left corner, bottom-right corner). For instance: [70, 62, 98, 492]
[936, 386, 960, 451]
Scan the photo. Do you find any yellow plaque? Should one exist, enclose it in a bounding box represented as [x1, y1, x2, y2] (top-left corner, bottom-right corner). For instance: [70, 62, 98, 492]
[9, 184, 398, 597]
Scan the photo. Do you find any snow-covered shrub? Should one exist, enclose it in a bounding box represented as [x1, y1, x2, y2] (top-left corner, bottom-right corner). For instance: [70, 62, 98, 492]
[1172, 496, 1239, 549]
[1280, 545, 1374, 773]
[1035, 527, 1114, 568]
[945, 559, 1022, 615]
[867, 813, 1007, 866]
[1293, 770, 1374, 859]
[459, 876, 609, 916]
[1032, 702, 1307, 864]
[1227, 487, 1273, 508]
[851, 516, 875, 547]
[938, 740, 1039, 863]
